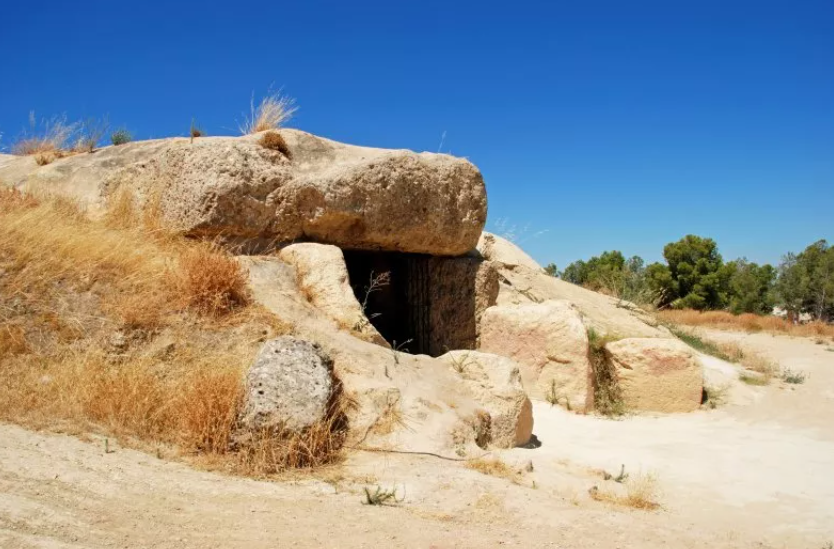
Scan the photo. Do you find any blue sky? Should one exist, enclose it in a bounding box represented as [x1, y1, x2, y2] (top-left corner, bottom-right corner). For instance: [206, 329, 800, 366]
[1, 1, 831, 268]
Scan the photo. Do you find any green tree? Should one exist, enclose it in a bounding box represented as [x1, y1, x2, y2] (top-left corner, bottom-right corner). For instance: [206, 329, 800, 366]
[544, 263, 559, 277]
[725, 259, 776, 314]
[775, 252, 808, 321]
[561, 251, 654, 304]
[648, 235, 731, 310]
[777, 240, 834, 321]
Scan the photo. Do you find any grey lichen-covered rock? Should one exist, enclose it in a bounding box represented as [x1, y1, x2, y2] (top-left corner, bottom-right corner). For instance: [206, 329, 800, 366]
[239, 336, 335, 433]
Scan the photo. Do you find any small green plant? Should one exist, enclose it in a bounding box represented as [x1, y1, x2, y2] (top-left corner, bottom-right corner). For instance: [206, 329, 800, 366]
[111, 128, 132, 146]
[449, 351, 472, 374]
[780, 368, 807, 384]
[603, 464, 629, 483]
[739, 373, 769, 386]
[390, 339, 413, 366]
[363, 485, 403, 506]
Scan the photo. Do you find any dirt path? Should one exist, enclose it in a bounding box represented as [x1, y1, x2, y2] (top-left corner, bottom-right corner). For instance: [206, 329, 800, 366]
[2, 330, 833, 548]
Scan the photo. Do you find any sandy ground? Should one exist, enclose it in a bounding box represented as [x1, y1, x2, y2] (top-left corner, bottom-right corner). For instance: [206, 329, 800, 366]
[2, 330, 833, 548]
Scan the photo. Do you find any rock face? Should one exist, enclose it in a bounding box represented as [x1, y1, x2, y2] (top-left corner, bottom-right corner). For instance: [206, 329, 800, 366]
[440, 350, 533, 448]
[278, 243, 387, 346]
[0, 131, 487, 256]
[478, 233, 669, 340]
[477, 232, 542, 271]
[424, 257, 499, 355]
[238, 336, 335, 433]
[479, 300, 593, 412]
[605, 338, 703, 413]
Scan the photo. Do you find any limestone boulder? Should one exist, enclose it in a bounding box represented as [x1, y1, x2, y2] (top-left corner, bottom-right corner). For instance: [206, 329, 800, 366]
[238, 336, 335, 433]
[477, 232, 542, 271]
[1, 130, 487, 255]
[278, 243, 387, 346]
[440, 350, 534, 448]
[479, 300, 593, 412]
[605, 338, 703, 413]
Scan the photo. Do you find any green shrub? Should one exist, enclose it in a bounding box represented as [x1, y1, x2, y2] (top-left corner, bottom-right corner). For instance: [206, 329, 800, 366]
[111, 128, 132, 146]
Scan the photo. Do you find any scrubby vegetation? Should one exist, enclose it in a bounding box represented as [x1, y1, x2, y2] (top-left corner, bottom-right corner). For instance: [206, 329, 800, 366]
[555, 235, 834, 325]
[111, 128, 132, 146]
[0, 189, 346, 476]
[657, 309, 834, 339]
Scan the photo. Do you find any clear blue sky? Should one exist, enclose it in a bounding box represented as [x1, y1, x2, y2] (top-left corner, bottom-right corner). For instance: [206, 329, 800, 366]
[1, 1, 831, 268]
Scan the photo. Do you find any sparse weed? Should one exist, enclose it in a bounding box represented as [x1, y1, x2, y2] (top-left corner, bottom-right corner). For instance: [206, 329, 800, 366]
[363, 486, 403, 506]
[603, 464, 629, 483]
[75, 115, 110, 153]
[190, 118, 203, 141]
[780, 368, 807, 384]
[590, 472, 660, 511]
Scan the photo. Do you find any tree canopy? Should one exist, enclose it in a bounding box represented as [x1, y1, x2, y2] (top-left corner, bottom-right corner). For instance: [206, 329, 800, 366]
[556, 236, 833, 320]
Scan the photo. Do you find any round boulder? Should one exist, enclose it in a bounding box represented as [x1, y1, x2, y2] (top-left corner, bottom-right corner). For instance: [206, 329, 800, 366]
[238, 336, 335, 433]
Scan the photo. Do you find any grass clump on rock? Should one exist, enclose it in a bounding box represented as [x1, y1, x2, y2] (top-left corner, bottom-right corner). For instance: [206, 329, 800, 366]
[588, 328, 625, 417]
[258, 130, 291, 158]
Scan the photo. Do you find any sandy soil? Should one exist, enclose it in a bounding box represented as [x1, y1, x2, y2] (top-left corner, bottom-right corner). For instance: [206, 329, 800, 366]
[2, 330, 833, 548]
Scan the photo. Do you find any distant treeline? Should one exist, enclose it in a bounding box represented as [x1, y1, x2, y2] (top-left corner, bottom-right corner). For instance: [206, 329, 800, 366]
[546, 236, 834, 321]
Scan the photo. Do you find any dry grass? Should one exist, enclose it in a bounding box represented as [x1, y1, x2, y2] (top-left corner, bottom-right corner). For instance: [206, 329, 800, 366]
[0, 189, 344, 476]
[174, 243, 250, 317]
[590, 472, 661, 511]
[12, 113, 79, 157]
[258, 130, 291, 157]
[658, 309, 834, 340]
[241, 90, 298, 134]
[465, 457, 522, 483]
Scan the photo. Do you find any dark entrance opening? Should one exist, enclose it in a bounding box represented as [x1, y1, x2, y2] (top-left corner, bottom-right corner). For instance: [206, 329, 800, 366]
[343, 250, 495, 357]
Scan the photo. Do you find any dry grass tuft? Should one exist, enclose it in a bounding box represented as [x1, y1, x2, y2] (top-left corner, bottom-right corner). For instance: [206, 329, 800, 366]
[658, 309, 834, 340]
[465, 457, 522, 483]
[174, 244, 250, 316]
[12, 112, 79, 157]
[241, 90, 298, 134]
[258, 130, 291, 157]
[591, 472, 661, 511]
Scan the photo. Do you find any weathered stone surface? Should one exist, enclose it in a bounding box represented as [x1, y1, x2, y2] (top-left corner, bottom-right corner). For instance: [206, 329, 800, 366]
[440, 350, 534, 448]
[477, 232, 542, 271]
[425, 257, 499, 356]
[605, 338, 703, 413]
[0, 131, 487, 255]
[238, 336, 334, 433]
[278, 243, 387, 346]
[479, 233, 669, 339]
[479, 300, 593, 412]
